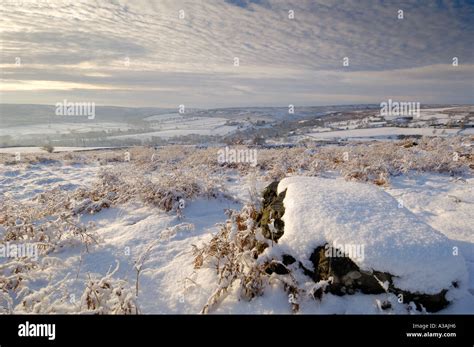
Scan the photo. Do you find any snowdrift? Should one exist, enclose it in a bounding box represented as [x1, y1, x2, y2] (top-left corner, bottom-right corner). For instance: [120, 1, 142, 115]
[274, 177, 467, 296]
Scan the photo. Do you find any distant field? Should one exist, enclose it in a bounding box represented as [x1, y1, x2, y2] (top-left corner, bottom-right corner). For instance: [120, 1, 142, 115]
[304, 126, 473, 140]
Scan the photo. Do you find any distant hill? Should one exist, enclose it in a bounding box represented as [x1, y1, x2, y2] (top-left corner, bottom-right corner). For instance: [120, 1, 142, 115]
[0, 104, 173, 127]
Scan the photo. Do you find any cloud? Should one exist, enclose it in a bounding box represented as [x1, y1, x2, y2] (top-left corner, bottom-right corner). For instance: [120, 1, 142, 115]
[224, 0, 271, 9]
[0, 0, 473, 107]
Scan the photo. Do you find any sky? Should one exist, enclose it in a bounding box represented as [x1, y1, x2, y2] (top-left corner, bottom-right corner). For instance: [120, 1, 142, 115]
[0, 0, 473, 108]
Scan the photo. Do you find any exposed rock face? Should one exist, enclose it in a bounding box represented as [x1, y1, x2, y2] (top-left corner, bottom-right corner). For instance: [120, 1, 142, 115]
[255, 181, 286, 242]
[259, 181, 452, 313]
[308, 245, 449, 312]
[307, 245, 386, 295]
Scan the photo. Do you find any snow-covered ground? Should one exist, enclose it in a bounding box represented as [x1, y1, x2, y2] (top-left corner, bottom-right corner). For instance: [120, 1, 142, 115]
[109, 114, 237, 140]
[304, 127, 473, 140]
[0, 143, 472, 314]
[1, 106, 471, 149]
[274, 176, 466, 294]
[385, 174, 474, 313]
[0, 147, 111, 154]
[0, 123, 134, 139]
[304, 106, 473, 142]
[0, 162, 101, 200]
[0, 110, 239, 146]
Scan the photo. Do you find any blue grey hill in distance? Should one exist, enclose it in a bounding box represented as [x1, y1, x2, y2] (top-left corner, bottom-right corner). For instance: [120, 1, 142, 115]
[0, 103, 472, 148]
[0, 0, 473, 146]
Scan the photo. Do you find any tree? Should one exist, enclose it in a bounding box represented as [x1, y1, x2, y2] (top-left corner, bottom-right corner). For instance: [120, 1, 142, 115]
[41, 144, 55, 153]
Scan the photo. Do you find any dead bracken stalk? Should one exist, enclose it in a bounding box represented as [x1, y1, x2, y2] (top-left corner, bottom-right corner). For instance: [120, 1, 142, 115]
[193, 204, 291, 314]
[194, 202, 307, 314]
[0, 137, 471, 314]
[134, 241, 159, 298]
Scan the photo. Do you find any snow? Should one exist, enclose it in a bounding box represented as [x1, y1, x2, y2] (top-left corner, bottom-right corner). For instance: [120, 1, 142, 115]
[77, 198, 238, 314]
[109, 115, 237, 140]
[310, 127, 333, 133]
[305, 127, 471, 140]
[108, 126, 236, 140]
[0, 162, 101, 200]
[0, 159, 243, 313]
[276, 176, 467, 294]
[0, 123, 133, 139]
[385, 174, 474, 244]
[1, 150, 472, 314]
[0, 112, 237, 144]
[384, 174, 474, 312]
[0, 147, 111, 154]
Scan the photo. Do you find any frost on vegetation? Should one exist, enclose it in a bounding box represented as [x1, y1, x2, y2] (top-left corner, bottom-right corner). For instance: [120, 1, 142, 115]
[70, 162, 232, 214]
[0, 199, 98, 253]
[193, 172, 470, 314]
[257, 136, 472, 183]
[81, 262, 137, 314]
[0, 136, 471, 314]
[11, 262, 137, 314]
[193, 204, 301, 313]
[0, 147, 234, 314]
[193, 205, 265, 313]
[0, 198, 101, 313]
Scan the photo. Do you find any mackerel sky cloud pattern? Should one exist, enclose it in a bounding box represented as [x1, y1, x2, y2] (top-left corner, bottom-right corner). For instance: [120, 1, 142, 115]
[1, 0, 473, 107]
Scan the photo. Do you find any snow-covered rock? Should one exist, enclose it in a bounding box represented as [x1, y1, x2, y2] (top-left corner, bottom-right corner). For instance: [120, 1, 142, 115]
[275, 176, 467, 295]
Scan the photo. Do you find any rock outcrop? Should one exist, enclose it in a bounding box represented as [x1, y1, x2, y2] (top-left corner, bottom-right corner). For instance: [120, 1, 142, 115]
[259, 180, 454, 312]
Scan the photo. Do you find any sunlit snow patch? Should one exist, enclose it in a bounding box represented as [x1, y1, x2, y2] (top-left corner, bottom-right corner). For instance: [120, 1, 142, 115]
[276, 176, 467, 295]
